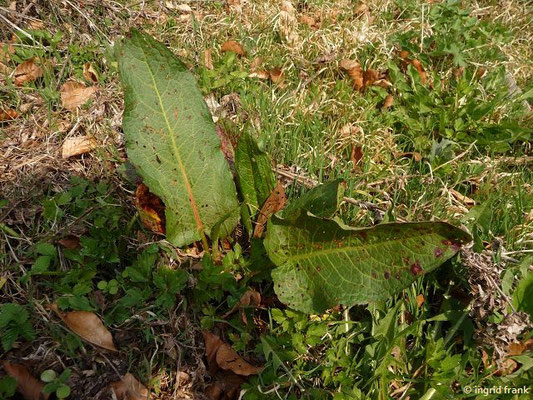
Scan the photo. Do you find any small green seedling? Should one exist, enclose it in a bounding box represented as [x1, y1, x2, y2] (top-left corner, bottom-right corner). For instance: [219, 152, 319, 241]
[41, 368, 71, 399]
[97, 279, 119, 295]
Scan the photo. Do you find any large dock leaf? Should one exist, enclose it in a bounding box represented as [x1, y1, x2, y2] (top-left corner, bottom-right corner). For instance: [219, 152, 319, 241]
[119, 30, 239, 246]
[265, 213, 470, 313]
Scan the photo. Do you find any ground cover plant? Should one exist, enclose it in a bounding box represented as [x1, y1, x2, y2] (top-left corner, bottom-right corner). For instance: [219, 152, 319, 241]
[0, 1, 532, 399]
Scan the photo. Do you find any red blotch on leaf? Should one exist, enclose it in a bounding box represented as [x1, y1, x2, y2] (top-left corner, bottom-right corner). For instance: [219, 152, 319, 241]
[410, 261, 423, 276]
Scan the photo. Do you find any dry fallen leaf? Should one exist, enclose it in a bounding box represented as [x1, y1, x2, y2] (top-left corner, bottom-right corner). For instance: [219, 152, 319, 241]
[410, 59, 427, 84]
[350, 145, 363, 171]
[0, 108, 18, 121]
[50, 304, 117, 351]
[363, 68, 378, 88]
[203, 331, 225, 375]
[268, 67, 284, 84]
[253, 182, 287, 238]
[2, 362, 49, 400]
[416, 294, 425, 308]
[221, 40, 245, 56]
[239, 289, 261, 308]
[60, 81, 98, 110]
[110, 373, 150, 400]
[340, 59, 364, 91]
[135, 183, 166, 235]
[382, 94, 394, 110]
[58, 235, 81, 250]
[82, 62, 98, 83]
[508, 339, 533, 356]
[399, 51, 427, 84]
[203, 331, 263, 377]
[216, 343, 263, 376]
[14, 58, 43, 86]
[61, 135, 97, 159]
[250, 56, 263, 71]
[222, 289, 261, 319]
[203, 49, 213, 70]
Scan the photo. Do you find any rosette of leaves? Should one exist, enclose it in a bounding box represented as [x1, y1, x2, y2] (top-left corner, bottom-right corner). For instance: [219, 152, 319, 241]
[118, 30, 471, 314]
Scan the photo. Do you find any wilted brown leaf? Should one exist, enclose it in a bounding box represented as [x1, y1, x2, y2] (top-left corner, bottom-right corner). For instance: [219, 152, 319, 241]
[61, 135, 97, 159]
[268, 67, 284, 83]
[239, 289, 261, 308]
[350, 145, 363, 170]
[399, 51, 427, 84]
[222, 289, 261, 319]
[411, 59, 426, 83]
[250, 56, 263, 71]
[216, 343, 263, 376]
[203, 49, 214, 70]
[60, 81, 98, 110]
[340, 59, 363, 91]
[50, 304, 117, 351]
[221, 40, 245, 56]
[203, 331, 225, 375]
[2, 362, 49, 400]
[416, 294, 425, 308]
[83, 62, 98, 83]
[203, 331, 263, 377]
[508, 339, 533, 356]
[110, 373, 150, 400]
[58, 235, 81, 250]
[14, 58, 43, 86]
[253, 182, 286, 238]
[0, 108, 18, 121]
[135, 183, 166, 235]
[363, 68, 378, 88]
[382, 94, 394, 110]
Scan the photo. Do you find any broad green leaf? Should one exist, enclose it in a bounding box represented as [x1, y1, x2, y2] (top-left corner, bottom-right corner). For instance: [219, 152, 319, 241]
[283, 179, 345, 219]
[512, 272, 533, 318]
[265, 212, 471, 313]
[235, 132, 276, 214]
[118, 29, 239, 246]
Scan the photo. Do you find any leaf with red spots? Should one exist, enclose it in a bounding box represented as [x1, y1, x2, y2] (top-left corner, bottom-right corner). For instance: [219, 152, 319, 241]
[118, 29, 239, 247]
[265, 211, 471, 313]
